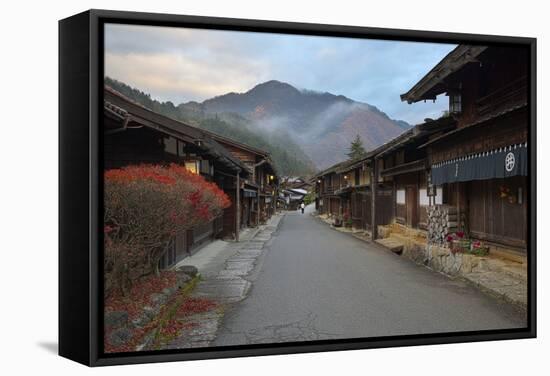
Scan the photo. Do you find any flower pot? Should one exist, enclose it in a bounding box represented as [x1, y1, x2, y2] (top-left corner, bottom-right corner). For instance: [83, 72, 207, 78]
[458, 239, 471, 251]
[450, 240, 463, 254]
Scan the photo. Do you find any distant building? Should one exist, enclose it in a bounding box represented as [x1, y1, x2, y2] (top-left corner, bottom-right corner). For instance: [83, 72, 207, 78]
[280, 188, 308, 210]
[285, 176, 313, 191]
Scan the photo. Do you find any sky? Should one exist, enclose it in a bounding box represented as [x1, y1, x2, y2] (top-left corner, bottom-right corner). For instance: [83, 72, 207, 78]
[105, 23, 456, 125]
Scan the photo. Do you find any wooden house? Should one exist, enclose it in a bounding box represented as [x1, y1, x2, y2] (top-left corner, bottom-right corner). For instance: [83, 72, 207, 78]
[332, 160, 370, 228]
[314, 158, 376, 229]
[287, 177, 313, 191]
[280, 188, 308, 210]
[401, 45, 529, 254]
[344, 160, 372, 230]
[314, 154, 370, 226]
[104, 86, 267, 268]
[372, 118, 456, 234]
[313, 148, 392, 233]
[314, 161, 349, 219]
[209, 136, 279, 228]
[314, 118, 455, 238]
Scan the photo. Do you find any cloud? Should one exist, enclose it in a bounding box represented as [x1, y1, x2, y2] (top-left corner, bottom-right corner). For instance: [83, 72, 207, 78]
[105, 51, 269, 103]
[104, 23, 455, 124]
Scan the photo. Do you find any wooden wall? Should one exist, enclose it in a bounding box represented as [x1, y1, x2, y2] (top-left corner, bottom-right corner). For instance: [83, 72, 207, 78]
[348, 166, 370, 186]
[429, 109, 528, 165]
[396, 203, 406, 224]
[376, 187, 394, 226]
[448, 46, 528, 130]
[221, 191, 236, 239]
[328, 197, 340, 216]
[104, 127, 183, 169]
[217, 141, 258, 165]
[351, 192, 366, 228]
[467, 176, 527, 248]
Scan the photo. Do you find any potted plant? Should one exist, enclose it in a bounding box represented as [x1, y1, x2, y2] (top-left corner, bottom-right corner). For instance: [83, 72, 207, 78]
[343, 212, 353, 228]
[469, 240, 489, 256]
[456, 231, 472, 252]
[446, 231, 470, 254]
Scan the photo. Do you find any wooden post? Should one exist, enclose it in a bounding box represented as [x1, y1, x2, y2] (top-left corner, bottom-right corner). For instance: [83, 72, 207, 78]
[393, 177, 397, 217]
[371, 158, 378, 240]
[236, 170, 240, 242]
[257, 187, 260, 227]
[456, 182, 461, 232]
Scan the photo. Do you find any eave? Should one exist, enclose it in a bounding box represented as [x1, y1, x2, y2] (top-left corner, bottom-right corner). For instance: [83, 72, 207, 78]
[400, 45, 487, 104]
[380, 159, 427, 177]
[417, 102, 527, 149]
[104, 86, 250, 175]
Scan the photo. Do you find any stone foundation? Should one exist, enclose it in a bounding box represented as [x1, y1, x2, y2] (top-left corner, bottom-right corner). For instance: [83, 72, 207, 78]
[376, 221, 527, 307]
[426, 244, 489, 275]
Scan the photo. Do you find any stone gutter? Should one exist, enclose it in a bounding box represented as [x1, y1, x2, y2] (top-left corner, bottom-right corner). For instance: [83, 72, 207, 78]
[315, 212, 372, 241]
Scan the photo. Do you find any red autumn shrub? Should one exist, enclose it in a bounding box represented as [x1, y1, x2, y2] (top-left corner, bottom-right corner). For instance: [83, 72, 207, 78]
[104, 164, 230, 296]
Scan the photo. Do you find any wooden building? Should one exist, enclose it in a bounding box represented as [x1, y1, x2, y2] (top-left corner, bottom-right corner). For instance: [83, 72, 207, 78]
[314, 158, 379, 230]
[103, 86, 277, 268]
[280, 188, 308, 210]
[315, 117, 455, 238]
[401, 45, 529, 253]
[335, 159, 371, 229]
[373, 118, 456, 232]
[286, 177, 313, 191]
[314, 161, 348, 219]
[209, 136, 279, 229]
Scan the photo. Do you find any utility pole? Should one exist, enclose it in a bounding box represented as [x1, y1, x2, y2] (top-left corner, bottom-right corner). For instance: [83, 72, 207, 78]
[257, 186, 260, 227]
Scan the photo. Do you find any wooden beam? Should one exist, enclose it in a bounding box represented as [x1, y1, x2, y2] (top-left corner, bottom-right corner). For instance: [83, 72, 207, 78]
[257, 187, 260, 227]
[371, 160, 378, 240]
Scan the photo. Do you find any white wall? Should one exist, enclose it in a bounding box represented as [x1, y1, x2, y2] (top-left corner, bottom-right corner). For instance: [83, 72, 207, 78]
[0, 1, 547, 375]
[396, 189, 406, 204]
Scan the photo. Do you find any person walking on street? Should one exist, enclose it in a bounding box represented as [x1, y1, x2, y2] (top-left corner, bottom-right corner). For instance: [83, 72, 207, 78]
[300, 202, 305, 214]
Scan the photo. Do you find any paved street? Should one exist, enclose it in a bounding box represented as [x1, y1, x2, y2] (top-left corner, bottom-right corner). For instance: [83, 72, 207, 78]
[213, 207, 526, 346]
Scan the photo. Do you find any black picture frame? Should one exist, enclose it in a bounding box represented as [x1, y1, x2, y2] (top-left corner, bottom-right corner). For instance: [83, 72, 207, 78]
[59, 9, 537, 367]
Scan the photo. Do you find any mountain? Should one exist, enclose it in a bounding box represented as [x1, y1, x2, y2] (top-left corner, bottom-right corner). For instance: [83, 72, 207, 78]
[185, 80, 411, 169]
[105, 78, 411, 173]
[104, 77, 316, 176]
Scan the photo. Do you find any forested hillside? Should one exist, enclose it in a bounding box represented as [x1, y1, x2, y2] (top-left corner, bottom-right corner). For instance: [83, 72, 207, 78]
[105, 77, 317, 176]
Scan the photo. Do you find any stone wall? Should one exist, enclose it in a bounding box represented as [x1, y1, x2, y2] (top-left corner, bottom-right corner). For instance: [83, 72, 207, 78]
[426, 244, 488, 275]
[427, 205, 458, 245]
[378, 222, 486, 276]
